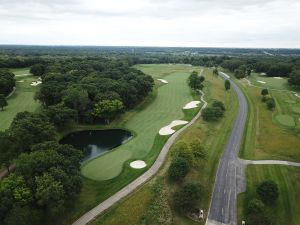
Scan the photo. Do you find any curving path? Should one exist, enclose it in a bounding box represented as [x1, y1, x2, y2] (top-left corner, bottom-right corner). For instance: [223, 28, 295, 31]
[72, 90, 208, 225]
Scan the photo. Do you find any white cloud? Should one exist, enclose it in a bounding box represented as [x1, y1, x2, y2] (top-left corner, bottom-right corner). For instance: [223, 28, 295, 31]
[0, 0, 299, 47]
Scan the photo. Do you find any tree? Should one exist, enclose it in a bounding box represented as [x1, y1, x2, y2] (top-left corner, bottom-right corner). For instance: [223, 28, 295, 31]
[202, 101, 225, 121]
[288, 70, 300, 89]
[9, 112, 56, 152]
[4, 205, 41, 225]
[247, 199, 265, 214]
[0, 69, 15, 96]
[224, 80, 231, 91]
[213, 68, 219, 76]
[257, 180, 279, 204]
[190, 139, 207, 160]
[0, 94, 8, 110]
[35, 173, 65, 216]
[43, 104, 77, 128]
[266, 98, 275, 110]
[234, 65, 247, 79]
[189, 71, 204, 91]
[0, 131, 17, 172]
[171, 142, 194, 165]
[63, 85, 89, 113]
[173, 183, 202, 211]
[30, 64, 46, 76]
[261, 89, 269, 96]
[93, 99, 124, 123]
[168, 157, 190, 181]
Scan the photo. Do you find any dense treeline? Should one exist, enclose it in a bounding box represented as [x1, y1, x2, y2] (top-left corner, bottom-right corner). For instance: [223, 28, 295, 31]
[0, 69, 15, 96]
[36, 58, 154, 123]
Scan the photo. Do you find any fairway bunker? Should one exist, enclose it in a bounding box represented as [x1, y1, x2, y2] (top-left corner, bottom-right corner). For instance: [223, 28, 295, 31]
[274, 77, 283, 79]
[257, 80, 266, 84]
[183, 101, 201, 109]
[157, 79, 168, 84]
[31, 81, 42, 86]
[130, 160, 146, 169]
[159, 120, 188, 135]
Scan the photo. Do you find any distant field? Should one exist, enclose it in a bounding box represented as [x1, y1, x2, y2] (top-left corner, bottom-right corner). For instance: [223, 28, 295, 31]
[88, 68, 239, 225]
[238, 165, 300, 225]
[0, 69, 40, 131]
[81, 64, 198, 181]
[238, 75, 300, 161]
[9, 67, 32, 76]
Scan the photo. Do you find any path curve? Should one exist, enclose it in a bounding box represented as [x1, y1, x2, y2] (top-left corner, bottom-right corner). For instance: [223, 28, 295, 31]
[72, 90, 208, 225]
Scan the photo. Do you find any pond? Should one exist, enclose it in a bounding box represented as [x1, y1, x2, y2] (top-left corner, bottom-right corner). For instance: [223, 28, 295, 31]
[60, 129, 133, 162]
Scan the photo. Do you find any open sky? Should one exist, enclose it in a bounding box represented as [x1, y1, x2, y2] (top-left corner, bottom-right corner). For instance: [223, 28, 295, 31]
[0, 0, 299, 48]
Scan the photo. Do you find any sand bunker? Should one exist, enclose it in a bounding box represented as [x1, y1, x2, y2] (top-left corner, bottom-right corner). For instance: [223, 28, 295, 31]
[157, 79, 168, 84]
[17, 80, 24, 83]
[294, 93, 300, 99]
[257, 80, 266, 84]
[260, 73, 266, 75]
[274, 77, 283, 79]
[130, 160, 146, 169]
[30, 81, 42, 86]
[159, 120, 189, 135]
[183, 101, 201, 109]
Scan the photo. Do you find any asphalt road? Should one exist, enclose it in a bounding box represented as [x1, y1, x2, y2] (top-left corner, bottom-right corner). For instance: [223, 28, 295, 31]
[206, 72, 248, 225]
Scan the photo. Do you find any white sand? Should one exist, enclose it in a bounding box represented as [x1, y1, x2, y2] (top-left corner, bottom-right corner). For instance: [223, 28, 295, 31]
[157, 79, 168, 84]
[130, 160, 146, 169]
[159, 120, 189, 135]
[295, 93, 300, 99]
[30, 81, 42, 86]
[260, 72, 266, 75]
[274, 77, 283, 79]
[257, 80, 266, 84]
[183, 101, 201, 109]
[17, 80, 24, 83]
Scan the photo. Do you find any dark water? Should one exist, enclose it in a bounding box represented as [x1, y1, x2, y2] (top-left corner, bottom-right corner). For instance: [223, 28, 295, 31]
[60, 129, 133, 162]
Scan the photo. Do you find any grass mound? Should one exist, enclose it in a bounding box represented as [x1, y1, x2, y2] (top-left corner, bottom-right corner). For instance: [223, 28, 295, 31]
[275, 114, 295, 127]
[292, 106, 300, 114]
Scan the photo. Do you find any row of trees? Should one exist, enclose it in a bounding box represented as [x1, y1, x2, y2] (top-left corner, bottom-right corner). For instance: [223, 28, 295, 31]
[261, 89, 276, 110]
[168, 141, 207, 213]
[0, 69, 15, 96]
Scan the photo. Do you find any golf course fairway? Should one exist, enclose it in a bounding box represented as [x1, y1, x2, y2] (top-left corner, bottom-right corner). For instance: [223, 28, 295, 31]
[81, 64, 198, 180]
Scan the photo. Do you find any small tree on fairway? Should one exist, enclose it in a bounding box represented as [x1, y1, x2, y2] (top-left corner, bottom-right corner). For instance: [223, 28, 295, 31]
[257, 180, 279, 205]
[189, 71, 204, 91]
[225, 80, 231, 91]
[168, 157, 190, 181]
[213, 68, 219, 76]
[173, 183, 202, 211]
[266, 98, 275, 110]
[261, 89, 269, 96]
[0, 94, 8, 110]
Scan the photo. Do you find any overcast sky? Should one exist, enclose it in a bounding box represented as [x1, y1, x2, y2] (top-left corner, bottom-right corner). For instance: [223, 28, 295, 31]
[0, 0, 299, 48]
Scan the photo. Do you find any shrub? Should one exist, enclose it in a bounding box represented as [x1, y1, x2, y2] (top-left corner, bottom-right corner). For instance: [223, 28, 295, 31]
[266, 98, 275, 110]
[173, 183, 202, 211]
[202, 101, 225, 121]
[257, 180, 279, 205]
[247, 199, 265, 214]
[168, 157, 190, 181]
[171, 142, 194, 165]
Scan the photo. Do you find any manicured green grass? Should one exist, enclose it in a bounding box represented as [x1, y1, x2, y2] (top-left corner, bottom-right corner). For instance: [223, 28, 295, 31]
[247, 73, 292, 90]
[292, 106, 300, 114]
[0, 73, 40, 131]
[275, 114, 295, 127]
[238, 165, 300, 225]
[81, 64, 199, 181]
[88, 68, 239, 225]
[9, 67, 32, 76]
[235, 74, 300, 161]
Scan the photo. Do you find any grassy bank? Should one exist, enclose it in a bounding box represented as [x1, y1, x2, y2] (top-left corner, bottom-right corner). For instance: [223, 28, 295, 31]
[238, 165, 300, 225]
[88, 67, 239, 225]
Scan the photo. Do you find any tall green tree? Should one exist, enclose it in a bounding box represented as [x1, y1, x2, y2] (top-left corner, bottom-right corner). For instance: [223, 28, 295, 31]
[0, 94, 8, 110]
[0, 131, 17, 172]
[93, 99, 124, 123]
[257, 180, 279, 204]
[225, 79, 231, 91]
[173, 183, 202, 211]
[30, 64, 46, 76]
[189, 71, 204, 91]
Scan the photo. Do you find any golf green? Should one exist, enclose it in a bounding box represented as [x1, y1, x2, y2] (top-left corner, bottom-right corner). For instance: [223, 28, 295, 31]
[81, 65, 196, 180]
[275, 114, 295, 127]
